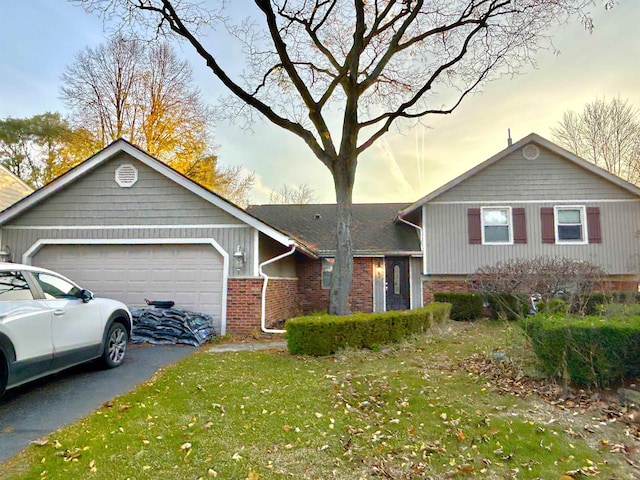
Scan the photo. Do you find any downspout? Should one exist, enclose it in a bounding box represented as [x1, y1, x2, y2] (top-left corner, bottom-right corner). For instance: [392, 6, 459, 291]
[259, 244, 296, 333]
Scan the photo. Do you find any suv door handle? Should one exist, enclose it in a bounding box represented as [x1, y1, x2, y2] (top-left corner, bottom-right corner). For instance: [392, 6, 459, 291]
[53, 309, 65, 316]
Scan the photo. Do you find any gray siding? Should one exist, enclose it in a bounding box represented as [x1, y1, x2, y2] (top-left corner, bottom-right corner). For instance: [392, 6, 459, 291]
[436, 146, 637, 203]
[8, 153, 244, 226]
[1, 225, 256, 278]
[1, 152, 261, 277]
[424, 201, 640, 275]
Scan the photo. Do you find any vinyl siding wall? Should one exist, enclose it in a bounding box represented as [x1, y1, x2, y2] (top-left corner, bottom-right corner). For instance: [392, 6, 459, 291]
[1, 154, 257, 277]
[435, 146, 637, 202]
[424, 201, 640, 275]
[422, 145, 640, 275]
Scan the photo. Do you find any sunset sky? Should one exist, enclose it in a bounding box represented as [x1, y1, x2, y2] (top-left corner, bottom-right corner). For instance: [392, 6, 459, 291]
[1, 1, 638, 204]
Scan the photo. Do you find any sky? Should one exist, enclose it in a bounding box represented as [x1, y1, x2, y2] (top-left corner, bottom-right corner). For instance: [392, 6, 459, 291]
[1, 1, 638, 204]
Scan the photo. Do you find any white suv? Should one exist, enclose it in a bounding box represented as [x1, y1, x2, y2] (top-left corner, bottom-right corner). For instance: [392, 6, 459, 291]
[0, 263, 132, 395]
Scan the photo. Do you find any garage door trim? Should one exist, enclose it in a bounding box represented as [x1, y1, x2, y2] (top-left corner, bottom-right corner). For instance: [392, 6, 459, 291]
[23, 237, 229, 335]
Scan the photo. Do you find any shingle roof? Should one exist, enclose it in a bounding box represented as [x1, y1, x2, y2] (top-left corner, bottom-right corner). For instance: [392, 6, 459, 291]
[247, 203, 421, 256]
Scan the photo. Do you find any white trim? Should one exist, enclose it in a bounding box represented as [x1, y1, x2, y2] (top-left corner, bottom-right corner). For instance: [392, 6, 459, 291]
[253, 229, 260, 277]
[481, 206, 513, 245]
[22, 237, 229, 335]
[554, 205, 588, 245]
[4, 224, 252, 230]
[422, 205, 428, 275]
[428, 198, 640, 205]
[0, 140, 293, 249]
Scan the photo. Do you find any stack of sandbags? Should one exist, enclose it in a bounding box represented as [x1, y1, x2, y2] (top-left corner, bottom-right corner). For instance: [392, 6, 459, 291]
[130, 308, 216, 346]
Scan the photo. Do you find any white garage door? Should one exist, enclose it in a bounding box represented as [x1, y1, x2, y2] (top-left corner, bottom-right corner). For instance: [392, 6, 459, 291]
[31, 243, 225, 321]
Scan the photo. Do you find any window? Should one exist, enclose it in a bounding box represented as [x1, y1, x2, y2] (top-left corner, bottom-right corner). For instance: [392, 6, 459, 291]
[321, 258, 334, 289]
[33, 272, 81, 299]
[0, 271, 33, 301]
[482, 207, 512, 244]
[555, 206, 586, 243]
[468, 207, 526, 245]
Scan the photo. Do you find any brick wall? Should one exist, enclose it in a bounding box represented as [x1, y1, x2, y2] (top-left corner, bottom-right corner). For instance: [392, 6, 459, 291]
[422, 276, 469, 304]
[265, 278, 300, 329]
[226, 278, 263, 334]
[226, 277, 300, 334]
[423, 275, 639, 305]
[297, 257, 374, 314]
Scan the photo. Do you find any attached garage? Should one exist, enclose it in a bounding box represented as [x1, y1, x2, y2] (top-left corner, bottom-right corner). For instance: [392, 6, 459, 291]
[0, 139, 306, 335]
[27, 241, 227, 324]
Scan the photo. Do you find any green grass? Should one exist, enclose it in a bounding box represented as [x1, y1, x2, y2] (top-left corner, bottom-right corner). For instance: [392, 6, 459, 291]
[2, 320, 637, 479]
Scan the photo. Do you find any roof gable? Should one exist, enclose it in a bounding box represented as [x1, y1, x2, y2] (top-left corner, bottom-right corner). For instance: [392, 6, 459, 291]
[0, 139, 304, 251]
[400, 133, 640, 215]
[0, 165, 33, 211]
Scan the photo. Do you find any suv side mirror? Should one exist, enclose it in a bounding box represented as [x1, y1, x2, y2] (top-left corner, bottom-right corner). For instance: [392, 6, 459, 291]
[79, 289, 94, 303]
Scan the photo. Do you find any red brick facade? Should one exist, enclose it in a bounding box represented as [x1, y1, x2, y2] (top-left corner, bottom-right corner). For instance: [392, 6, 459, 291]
[422, 276, 470, 304]
[225, 277, 300, 334]
[297, 256, 374, 314]
[264, 278, 300, 328]
[422, 275, 639, 305]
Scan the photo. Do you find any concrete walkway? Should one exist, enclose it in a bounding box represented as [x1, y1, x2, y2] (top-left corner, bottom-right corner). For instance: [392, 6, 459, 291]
[208, 341, 287, 353]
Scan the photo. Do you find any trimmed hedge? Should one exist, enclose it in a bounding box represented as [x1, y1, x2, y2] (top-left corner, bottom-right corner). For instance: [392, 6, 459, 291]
[487, 293, 531, 320]
[434, 292, 483, 321]
[521, 314, 640, 388]
[285, 303, 451, 356]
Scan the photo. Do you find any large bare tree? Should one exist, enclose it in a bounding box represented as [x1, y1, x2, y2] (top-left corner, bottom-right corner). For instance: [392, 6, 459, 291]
[552, 97, 640, 185]
[75, 0, 603, 314]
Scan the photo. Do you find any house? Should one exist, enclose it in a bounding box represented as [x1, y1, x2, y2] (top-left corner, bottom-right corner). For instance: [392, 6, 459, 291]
[246, 203, 422, 313]
[0, 133, 636, 336]
[0, 139, 316, 335]
[398, 133, 640, 302]
[0, 165, 32, 211]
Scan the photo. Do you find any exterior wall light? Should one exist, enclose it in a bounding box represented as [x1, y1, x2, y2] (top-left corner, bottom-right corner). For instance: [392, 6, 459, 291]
[0, 246, 12, 263]
[233, 245, 246, 274]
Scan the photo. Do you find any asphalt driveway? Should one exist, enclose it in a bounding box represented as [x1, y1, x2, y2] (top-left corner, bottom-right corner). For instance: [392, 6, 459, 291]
[0, 343, 196, 464]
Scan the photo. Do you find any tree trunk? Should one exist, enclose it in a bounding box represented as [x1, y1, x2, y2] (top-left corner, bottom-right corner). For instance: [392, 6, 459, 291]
[328, 158, 356, 315]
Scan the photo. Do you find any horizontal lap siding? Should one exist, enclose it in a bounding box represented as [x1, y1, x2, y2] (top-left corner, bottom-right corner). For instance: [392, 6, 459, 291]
[2, 153, 258, 276]
[2, 226, 255, 277]
[9, 154, 245, 226]
[425, 202, 640, 275]
[435, 146, 638, 202]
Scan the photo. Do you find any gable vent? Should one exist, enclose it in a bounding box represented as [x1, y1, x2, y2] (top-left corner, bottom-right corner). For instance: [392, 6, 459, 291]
[522, 144, 539, 160]
[115, 164, 138, 187]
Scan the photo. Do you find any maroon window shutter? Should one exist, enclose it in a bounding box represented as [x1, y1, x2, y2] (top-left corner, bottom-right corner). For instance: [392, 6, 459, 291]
[513, 208, 527, 244]
[468, 208, 481, 244]
[587, 207, 602, 243]
[540, 207, 555, 244]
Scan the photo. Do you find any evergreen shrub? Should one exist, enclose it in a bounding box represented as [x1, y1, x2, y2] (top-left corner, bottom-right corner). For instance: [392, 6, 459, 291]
[434, 292, 483, 320]
[521, 314, 640, 388]
[286, 302, 451, 356]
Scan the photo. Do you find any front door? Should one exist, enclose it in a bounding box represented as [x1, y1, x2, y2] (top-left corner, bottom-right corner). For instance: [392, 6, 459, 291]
[385, 257, 410, 311]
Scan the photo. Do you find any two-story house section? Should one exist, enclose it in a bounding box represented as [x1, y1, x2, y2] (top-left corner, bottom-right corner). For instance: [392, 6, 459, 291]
[398, 133, 640, 304]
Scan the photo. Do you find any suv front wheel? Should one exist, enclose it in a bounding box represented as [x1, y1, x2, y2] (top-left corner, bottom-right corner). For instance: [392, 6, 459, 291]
[102, 322, 128, 368]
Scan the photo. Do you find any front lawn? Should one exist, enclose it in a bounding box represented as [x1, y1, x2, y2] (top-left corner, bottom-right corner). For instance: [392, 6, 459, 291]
[3, 321, 639, 479]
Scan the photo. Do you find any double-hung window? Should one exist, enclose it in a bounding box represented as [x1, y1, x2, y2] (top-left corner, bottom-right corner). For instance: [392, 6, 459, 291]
[481, 207, 512, 244]
[554, 206, 587, 244]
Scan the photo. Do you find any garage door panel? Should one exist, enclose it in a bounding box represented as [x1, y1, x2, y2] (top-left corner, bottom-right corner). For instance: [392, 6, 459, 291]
[32, 244, 225, 331]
